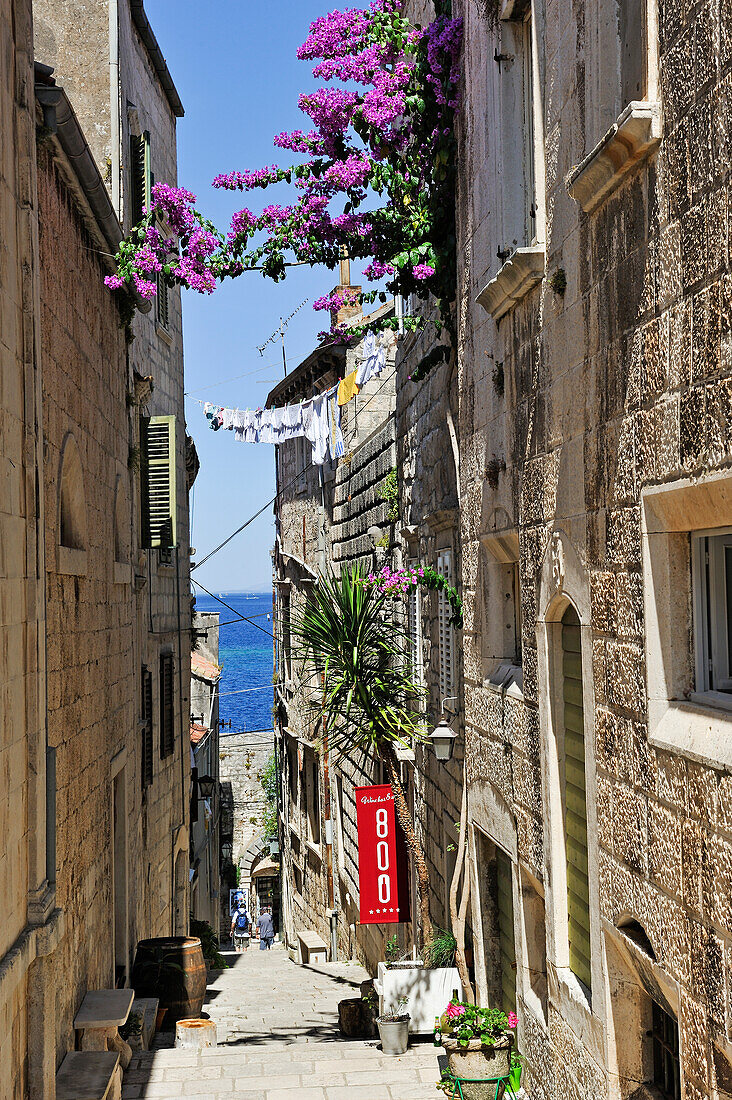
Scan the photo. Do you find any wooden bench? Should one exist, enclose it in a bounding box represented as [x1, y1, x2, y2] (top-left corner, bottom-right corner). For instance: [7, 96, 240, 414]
[297, 929, 328, 965]
[55, 1051, 120, 1100]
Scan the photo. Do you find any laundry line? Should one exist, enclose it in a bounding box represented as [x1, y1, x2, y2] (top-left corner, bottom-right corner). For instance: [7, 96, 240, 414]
[199, 329, 391, 467]
[191, 360, 399, 574]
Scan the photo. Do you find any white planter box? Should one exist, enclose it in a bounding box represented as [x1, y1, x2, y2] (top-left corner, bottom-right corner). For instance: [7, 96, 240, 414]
[374, 962, 462, 1034]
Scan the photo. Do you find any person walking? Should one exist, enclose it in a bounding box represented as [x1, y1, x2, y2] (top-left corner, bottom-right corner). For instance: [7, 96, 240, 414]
[256, 906, 275, 950]
[230, 899, 251, 953]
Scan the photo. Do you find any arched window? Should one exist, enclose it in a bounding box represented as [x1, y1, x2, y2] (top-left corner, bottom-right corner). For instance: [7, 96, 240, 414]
[59, 435, 87, 550]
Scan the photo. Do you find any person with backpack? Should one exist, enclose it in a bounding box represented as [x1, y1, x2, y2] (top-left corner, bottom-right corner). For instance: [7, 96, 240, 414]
[230, 899, 251, 952]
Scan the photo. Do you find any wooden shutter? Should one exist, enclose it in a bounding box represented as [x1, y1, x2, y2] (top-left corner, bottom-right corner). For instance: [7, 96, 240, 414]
[437, 549, 454, 698]
[141, 415, 177, 549]
[156, 269, 170, 329]
[130, 131, 150, 226]
[562, 605, 592, 990]
[159, 653, 175, 758]
[496, 847, 517, 1015]
[141, 666, 153, 788]
[407, 559, 422, 683]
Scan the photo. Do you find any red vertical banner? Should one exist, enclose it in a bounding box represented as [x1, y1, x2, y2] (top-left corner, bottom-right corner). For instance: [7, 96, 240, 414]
[356, 784, 410, 925]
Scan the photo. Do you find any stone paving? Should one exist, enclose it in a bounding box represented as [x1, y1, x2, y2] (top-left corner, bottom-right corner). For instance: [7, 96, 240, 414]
[121, 943, 442, 1099]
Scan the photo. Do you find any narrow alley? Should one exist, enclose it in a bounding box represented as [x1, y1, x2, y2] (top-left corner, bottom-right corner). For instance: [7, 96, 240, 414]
[121, 945, 441, 1100]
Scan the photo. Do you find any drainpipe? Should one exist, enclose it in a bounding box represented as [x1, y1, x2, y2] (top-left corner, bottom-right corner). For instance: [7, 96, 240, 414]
[109, 0, 121, 218]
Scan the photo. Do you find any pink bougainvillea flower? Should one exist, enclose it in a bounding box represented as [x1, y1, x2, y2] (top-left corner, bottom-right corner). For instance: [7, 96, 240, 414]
[507, 1012, 518, 1029]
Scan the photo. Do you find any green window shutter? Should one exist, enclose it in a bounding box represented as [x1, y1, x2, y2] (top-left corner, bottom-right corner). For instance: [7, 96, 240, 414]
[156, 270, 170, 329]
[562, 605, 592, 990]
[496, 848, 517, 1015]
[141, 666, 153, 788]
[140, 415, 177, 549]
[130, 131, 151, 226]
[159, 653, 175, 758]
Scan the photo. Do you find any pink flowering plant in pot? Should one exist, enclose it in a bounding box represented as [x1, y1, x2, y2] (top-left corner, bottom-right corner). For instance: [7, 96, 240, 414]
[105, 0, 463, 383]
[438, 1002, 517, 1092]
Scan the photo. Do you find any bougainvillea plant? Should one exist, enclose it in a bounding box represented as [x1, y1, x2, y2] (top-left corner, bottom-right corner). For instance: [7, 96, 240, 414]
[364, 563, 463, 627]
[105, 0, 462, 383]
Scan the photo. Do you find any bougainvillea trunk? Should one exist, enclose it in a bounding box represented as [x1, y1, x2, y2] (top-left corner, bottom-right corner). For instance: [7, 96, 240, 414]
[382, 744, 433, 951]
[450, 762, 475, 1002]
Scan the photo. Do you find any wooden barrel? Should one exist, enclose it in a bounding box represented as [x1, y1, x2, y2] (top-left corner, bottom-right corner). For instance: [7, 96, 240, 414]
[131, 937, 207, 1027]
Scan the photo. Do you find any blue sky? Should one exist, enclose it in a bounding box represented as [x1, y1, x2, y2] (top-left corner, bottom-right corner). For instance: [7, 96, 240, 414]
[145, 0, 352, 593]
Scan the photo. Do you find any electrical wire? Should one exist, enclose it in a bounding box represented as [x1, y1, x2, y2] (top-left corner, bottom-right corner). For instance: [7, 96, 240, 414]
[192, 577, 274, 638]
[216, 684, 273, 697]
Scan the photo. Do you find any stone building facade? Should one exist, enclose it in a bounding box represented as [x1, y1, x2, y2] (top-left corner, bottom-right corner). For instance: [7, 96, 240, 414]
[269, 297, 469, 971]
[453, 0, 732, 1097]
[190, 613, 221, 929]
[0, 4, 194, 1096]
[0, 4, 62, 1097]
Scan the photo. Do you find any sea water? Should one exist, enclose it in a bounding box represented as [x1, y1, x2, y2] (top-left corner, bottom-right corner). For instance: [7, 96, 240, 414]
[194, 590, 274, 734]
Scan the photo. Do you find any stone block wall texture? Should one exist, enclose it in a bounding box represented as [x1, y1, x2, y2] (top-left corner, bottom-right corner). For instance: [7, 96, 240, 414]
[455, 0, 732, 1096]
[218, 731, 274, 883]
[0, 3, 48, 1097]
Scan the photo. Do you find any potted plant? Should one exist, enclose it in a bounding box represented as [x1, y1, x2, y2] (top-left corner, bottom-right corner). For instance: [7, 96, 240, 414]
[509, 1049, 522, 1093]
[376, 928, 462, 1033]
[377, 997, 410, 1056]
[119, 1011, 144, 1051]
[438, 1001, 517, 1099]
[190, 919, 228, 971]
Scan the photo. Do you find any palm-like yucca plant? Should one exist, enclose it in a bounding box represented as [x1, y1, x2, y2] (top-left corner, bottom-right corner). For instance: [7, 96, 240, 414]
[292, 566, 433, 946]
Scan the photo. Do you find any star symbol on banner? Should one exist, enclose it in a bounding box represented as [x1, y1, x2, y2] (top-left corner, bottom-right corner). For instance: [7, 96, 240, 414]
[369, 909, 374, 915]
[396, 908, 400, 913]
[389, 908, 394, 913]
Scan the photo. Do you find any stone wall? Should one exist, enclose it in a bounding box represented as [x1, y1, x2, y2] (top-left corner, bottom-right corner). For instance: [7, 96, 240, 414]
[455, 0, 732, 1096]
[38, 139, 136, 1060]
[218, 731, 275, 879]
[0, 3, 58, 1096]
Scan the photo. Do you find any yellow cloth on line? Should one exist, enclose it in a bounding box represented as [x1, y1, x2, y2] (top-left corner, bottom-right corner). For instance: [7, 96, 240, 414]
[337, 371, 360, 406]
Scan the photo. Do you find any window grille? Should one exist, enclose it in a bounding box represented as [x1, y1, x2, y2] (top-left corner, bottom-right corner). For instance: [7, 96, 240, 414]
[140, 415, 177, 549]
[437, 549, 455, 699]
[651, 1001, 681, 1100]
[561, 604, 591, 991]
[309, 758, 321, 845]
[159, 652, 175, 758]
[141, 666, 153, 788]
[130, 131, 150, 227]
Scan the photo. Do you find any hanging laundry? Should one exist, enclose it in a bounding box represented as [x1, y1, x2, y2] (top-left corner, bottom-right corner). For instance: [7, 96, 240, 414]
[355, 330, 377, 387]
[222, 407, 236, 431]
[303, 392, 330, 465]
[257, 408, 276, 444]
[337, 370, 360, 406]
[327, 388, 345, 460]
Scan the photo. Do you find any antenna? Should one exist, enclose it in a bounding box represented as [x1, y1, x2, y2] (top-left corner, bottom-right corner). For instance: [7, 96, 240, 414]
[257, 298, 309, 376]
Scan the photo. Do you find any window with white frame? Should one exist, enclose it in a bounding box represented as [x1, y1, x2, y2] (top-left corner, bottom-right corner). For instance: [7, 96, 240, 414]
[693, 529, 732, 694]
[496, 1, 542, 262]
[437, 548, 455, 700]
[407, 558, 423, 685]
